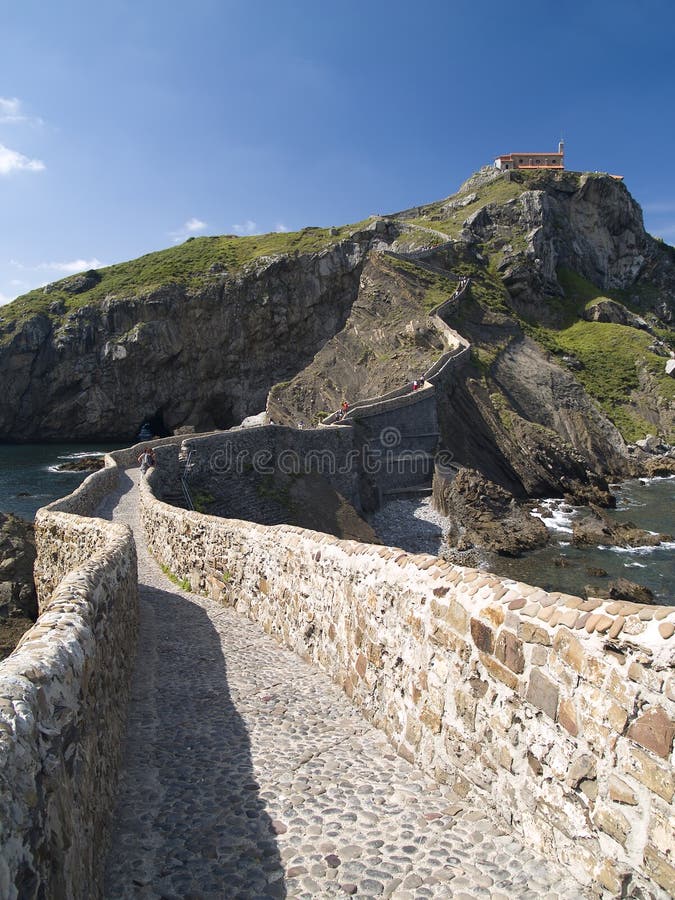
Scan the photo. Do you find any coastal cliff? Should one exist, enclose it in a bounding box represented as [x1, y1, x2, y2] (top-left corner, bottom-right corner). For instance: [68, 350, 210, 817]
[0, 170, 673, 501]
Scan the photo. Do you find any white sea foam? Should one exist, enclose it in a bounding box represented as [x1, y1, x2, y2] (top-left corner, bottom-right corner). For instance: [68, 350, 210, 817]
[531, 498, 578, 534]
[598, 541, 675, 556]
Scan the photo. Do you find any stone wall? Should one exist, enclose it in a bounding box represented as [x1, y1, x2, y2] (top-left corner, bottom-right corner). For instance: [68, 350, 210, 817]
[0, 461, 138, 899]
[180, 425, 362, 516]
[141, 479, 675, 898]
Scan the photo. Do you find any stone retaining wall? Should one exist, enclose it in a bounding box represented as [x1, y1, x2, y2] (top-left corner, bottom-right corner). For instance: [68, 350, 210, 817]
[181, 425, 361, 513]
[0, 461, 138, 899]
[141, 481, 675, 898]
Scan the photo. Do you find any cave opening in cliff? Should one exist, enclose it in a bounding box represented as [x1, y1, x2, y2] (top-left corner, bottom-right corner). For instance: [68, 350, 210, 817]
[144, 410, 171, 438]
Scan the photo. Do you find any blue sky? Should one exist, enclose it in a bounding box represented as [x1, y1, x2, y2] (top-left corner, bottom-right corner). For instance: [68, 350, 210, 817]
[1, 0, 674, 304]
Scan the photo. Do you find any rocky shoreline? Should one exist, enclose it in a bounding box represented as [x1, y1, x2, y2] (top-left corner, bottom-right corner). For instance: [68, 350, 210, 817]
[0, 512, 38, 660]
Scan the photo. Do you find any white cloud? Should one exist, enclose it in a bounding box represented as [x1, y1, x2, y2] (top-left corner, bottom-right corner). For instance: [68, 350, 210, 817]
[185, 217, 207, 233]
[275, 222, 289, 233]
[0, 143, 45, 174]
[170, 216, 208, 243]
[0, 291, 13, 306]
[0, 96, 43, 126]
[233, 219, 258, 235]
[39, 258, 104, 274]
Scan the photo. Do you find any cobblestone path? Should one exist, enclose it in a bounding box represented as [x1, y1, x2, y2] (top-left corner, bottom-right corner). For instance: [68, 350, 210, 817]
[102, 470, 590, 899]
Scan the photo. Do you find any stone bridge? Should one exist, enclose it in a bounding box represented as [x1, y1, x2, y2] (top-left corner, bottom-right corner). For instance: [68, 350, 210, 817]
[0, 431, 674, 898]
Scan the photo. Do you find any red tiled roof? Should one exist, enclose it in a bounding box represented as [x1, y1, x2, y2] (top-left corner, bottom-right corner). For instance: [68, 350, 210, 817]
[497, 152, 563, 159]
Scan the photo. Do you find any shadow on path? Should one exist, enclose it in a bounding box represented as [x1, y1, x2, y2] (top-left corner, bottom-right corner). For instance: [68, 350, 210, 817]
[103, 476, 285, 899]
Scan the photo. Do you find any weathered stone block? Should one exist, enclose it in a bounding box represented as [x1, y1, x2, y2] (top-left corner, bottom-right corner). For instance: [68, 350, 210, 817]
[607, 702, 628, 734]
[526, 669, 559, 720]
[470, 617, 494, 653]
[479, 652, 519, 691]
[566, 753, 595, 787]
[648, 811, 675, 858]
[495, 630, 525, 674]
[552, 628, 584, 674]
[606, 667, 638, 711]
[558, 698, 579, 736]
[454, 689, 477, 731]
[446, 599, 469, 634]
[530, 644, 548, 666]
[518, 621, 551, 645]
[608, 775, 638, 806]
[478, 604, 505, 628]
[625, 748, 675, 802]
[579, 778, 598, 801]
[644, 844, 675, 895]
[593, 805, 630, 847]
[627, 706, 675, 759]
[355, 653, 367, 679]
[596, 858, 627, 895]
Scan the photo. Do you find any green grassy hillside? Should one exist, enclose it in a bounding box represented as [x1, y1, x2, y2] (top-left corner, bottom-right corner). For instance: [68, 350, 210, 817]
[0, 221, 366, 337]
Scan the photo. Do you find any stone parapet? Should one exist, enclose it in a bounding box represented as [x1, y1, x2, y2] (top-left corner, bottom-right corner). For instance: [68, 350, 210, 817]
[141, 480, 675, 897]
[0, 461, 138, 899]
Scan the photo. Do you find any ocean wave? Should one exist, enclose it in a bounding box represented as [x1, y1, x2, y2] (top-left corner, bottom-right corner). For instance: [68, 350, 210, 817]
[598, 541, 675, 556]
[56, 450, 106, 460]
[531, 498, 578, 534]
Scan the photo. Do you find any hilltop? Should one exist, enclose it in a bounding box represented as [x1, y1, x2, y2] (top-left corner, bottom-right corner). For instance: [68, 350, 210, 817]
[0, 167, 673, 503]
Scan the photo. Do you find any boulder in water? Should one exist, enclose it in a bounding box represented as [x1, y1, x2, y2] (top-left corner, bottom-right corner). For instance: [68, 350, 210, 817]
[608, 578, 655, 605]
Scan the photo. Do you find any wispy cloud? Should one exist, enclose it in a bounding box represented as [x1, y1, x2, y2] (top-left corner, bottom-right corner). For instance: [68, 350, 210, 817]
[275, 222, 289, 233]
[10, 257, 104, 276]
[0, 291, 13, 306]
[0, 143, 45, 175]
[0, 97, 43, 126]
[233, 219, 258, 235]
[170, 216, 208, 243]
[40, 258, 104, 274]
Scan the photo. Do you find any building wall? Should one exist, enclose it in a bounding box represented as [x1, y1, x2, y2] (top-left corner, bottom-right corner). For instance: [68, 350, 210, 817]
[140, 477, 675, 898]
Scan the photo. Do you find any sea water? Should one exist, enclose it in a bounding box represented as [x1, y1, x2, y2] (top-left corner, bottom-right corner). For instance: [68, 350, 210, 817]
[486, 476, 675, 604]
[0, 443, 125, 520]
[1, 444, 673, 603]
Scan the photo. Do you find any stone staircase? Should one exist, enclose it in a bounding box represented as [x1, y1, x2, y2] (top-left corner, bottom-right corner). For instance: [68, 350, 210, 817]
[322, 272, 471, 504]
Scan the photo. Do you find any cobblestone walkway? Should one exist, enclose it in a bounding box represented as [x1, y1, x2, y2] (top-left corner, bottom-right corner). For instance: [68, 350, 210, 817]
[102, 470, 590, 899]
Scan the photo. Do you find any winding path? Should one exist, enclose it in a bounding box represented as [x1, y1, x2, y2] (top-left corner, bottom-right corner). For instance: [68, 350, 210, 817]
[101, 469, 589, 899]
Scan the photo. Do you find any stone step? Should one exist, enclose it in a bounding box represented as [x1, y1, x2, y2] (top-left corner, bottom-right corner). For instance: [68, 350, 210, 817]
[382, 485, 433, 498]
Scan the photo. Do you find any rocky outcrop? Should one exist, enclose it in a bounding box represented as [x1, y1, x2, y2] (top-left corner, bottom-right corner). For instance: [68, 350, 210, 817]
[268, 253, 452, 426]
[55, 455, 105, 472]
[0, 513, 37, 620]
[0, 513, 38, 660]
[608, 577, 656, 604]
[0, 238, 379, 441]
[572, 505, 671, 548]
[460, 172, 653, 305]
[434, 467, 549, 556]
[1, 168, 673, 511]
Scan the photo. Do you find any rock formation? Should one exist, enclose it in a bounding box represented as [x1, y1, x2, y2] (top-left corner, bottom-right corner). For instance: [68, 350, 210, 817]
[434, 467, 550, 556]
[0, 168, 673, 509]
[0, 513, 38, 660]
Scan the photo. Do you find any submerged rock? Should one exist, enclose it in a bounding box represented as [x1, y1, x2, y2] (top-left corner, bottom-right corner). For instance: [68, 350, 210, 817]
[608, 578, 655, 604]
[54, 455, 105, 472]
